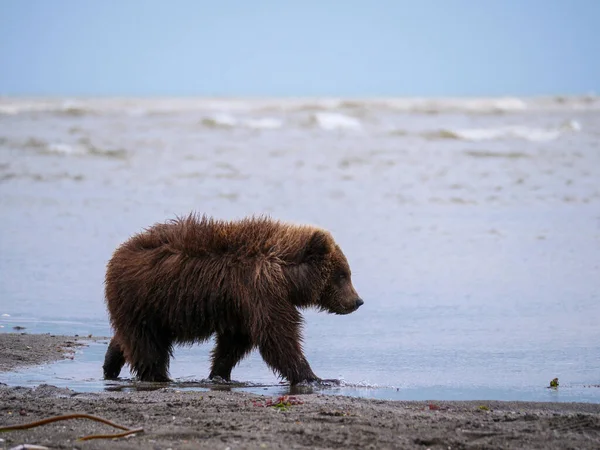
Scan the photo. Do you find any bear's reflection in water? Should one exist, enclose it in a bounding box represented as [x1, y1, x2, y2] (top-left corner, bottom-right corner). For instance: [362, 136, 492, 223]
[103, 377, 345, 395]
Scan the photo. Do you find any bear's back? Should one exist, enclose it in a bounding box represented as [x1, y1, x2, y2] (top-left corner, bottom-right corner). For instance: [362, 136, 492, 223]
[124, 215, 320, 264]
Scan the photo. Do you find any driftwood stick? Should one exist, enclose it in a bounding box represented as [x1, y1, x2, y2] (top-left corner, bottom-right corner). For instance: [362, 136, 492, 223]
[0, 413, 143, 441]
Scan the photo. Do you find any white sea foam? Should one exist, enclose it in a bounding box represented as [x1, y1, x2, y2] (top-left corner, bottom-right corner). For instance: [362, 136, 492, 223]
[201, 114, 282, 130]
[383, 97, 529, 114]
[562, 119, 582, 131]
[0, 101, 55, 115]
[20, 137, 127, 158]
[1, 96, 599, 116]
[310, 112, 362, 130]
[346, 380, 381, 388]
[46, 143, 86, 155]
[0, 105, 19, 115]
[243, 117, 282, 130]
[428, 120, 581, 142]
[201, 113, 238, 128]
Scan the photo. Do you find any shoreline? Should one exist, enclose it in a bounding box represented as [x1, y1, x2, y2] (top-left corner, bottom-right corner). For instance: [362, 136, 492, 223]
[0, 333, 96, 373]
[1, 333, 600, 449]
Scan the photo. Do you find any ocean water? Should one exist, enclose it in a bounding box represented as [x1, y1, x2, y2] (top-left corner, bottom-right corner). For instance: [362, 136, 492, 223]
[1, 96, 599, 402]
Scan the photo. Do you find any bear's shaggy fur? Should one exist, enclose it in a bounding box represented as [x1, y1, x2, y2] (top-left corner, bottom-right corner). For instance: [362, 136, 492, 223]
[103, 214, 363, 384]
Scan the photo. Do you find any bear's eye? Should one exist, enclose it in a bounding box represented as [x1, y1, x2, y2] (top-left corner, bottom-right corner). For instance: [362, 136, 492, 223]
[337, 273, 347, 281]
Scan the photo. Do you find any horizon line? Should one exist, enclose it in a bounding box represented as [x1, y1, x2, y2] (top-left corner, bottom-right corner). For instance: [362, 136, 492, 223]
[0, 92, 597, 100]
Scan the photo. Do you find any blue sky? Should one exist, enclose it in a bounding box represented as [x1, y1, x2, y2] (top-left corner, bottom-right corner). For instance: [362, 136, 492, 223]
[1, 0, 599, 97]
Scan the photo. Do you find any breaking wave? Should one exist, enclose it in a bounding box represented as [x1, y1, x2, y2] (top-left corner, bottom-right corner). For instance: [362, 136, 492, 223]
[425, 120, 581, 142]
[243, 118, 283, 130]
[1, 96, 599, 118]
[308, 112, 362, 130]
[201, 114, 283, 130]
[201, 113, 238, 128]
[381, 97, 528, 114]
[0, 171, 85, 183]
[18, 137, 127, 158]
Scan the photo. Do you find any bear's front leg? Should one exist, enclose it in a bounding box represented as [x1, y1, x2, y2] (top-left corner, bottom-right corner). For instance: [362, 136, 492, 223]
[258, 321, 320, 385]
[103, 336, 126, 379]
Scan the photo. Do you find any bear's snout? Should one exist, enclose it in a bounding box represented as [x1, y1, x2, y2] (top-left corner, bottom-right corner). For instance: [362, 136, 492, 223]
[355, 298, 364, 309]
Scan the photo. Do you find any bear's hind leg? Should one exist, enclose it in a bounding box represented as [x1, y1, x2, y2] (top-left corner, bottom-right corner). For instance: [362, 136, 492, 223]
[209, 332, 253, 381]
[103, 337, 126, 379]
[128, 332, 173, 382]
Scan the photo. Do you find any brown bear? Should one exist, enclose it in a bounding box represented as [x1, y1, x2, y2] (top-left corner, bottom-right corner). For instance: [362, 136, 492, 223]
[102, 214, 363, 385]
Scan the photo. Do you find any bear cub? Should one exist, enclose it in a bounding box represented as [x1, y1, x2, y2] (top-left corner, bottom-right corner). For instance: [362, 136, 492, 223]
[103, 214, 363, 385]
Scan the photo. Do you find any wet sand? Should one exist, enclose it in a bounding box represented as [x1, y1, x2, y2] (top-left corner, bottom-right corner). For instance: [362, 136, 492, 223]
[1, 334, 600, 449]
[0, 333, 90, 372]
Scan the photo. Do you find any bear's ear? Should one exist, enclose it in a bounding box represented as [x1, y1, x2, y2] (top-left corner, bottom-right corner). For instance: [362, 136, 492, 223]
[303, 230, 331, 263]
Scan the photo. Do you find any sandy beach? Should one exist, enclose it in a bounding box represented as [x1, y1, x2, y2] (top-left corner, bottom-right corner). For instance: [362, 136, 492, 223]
[1, 333, 599, 449]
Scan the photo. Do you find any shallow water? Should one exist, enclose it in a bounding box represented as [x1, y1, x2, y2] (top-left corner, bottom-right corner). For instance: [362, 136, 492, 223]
[1, 96, 599, 402]
[2, 339, 599, 403]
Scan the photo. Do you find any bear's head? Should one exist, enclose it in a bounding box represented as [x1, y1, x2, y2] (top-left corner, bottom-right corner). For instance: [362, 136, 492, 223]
[319, 242, 364, 315]
[287, 229, 363, 315]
